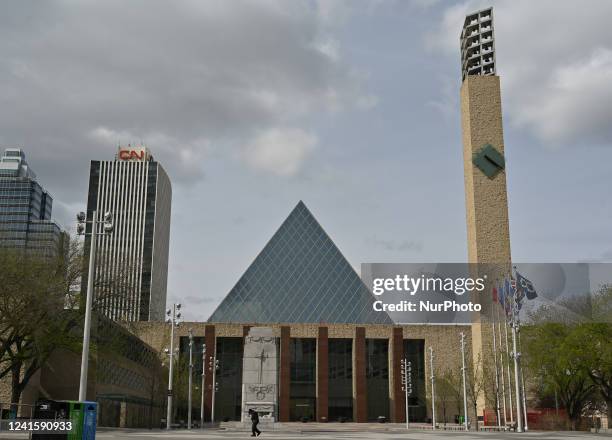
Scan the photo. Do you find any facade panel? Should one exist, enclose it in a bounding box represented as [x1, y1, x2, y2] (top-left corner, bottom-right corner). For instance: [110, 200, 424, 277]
[328, 338, 353, 421]
[289, 338, 316, 421]
[366, 338, 390, 421]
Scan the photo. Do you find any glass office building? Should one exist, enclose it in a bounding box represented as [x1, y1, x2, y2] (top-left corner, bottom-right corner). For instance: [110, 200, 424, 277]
[0, 148, 66, 256]
[84, 147, 172, 322]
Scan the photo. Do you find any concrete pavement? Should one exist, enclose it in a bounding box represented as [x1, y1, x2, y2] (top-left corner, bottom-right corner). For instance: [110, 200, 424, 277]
[2, 427, 609, 440]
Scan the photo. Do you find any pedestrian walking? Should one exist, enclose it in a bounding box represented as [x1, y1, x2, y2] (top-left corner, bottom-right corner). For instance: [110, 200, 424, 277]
[249, 409, 261, 437]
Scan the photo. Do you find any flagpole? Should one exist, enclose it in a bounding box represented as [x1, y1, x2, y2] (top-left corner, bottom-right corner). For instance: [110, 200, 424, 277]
[514, 267, 538, 433]
[510, 275, 524, 433]
[495, 293, 508, 427]
[503, 279, 515, 425]
[491, 285, 502, 427]
[495, 289, 508, 427]
[518, 319, 529, 431]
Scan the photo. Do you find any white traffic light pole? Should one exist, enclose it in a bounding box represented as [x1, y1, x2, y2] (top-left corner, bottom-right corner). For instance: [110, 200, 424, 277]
[200, 344, 207, 428]
[77, 210, 113, 402]
[166, 303, 181, 429]
[460, 332, 469, 431]
[429, 347, 436, 430]
[401, 358, 410, 429]
[188, 329, 194, 429]
[210, 355, 218, 423]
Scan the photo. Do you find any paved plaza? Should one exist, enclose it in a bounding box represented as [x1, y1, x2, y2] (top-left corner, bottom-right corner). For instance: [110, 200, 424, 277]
[2, 426, 609, 440]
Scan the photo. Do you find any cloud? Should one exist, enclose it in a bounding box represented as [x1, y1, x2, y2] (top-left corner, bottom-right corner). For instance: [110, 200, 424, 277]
[427, 0, 612, 146]
[367, 236, 424, 253]
[241, 127, 317, 176]
[0, 0, 374, 209]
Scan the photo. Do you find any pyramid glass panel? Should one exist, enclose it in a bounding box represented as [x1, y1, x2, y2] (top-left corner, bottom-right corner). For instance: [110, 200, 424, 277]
[208, 201, 392, 324]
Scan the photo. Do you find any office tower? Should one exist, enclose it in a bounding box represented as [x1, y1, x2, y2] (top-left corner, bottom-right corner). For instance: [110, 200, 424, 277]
[84, 146, 171, 322]
[0, 147, 66, 255]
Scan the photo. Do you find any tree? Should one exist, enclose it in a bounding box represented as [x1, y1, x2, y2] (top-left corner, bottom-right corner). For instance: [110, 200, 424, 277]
[436, 368, 461, 426]
[465, 353, 487, 430]
[565, 323, 612, 422]
[0, 245, 77, 407]
[523, 322, 600, 430]
[523, 285, 612, 428]
[0, 240, 136, 408]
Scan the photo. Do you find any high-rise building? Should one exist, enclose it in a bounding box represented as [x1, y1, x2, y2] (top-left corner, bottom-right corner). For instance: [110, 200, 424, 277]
[84, 146, 172, 322]
[0, 148, 66, 256]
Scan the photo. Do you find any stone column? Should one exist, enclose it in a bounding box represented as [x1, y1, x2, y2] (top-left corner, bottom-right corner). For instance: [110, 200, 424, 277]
[119, 401, 127, 428]
[279, 326, 291, 422]
[204, 324, 216, 422]
[390, 327, 404, 422]
[317, 327, 329, 422]
[242, 327, 278, 422]
[354, 327, 367, 422]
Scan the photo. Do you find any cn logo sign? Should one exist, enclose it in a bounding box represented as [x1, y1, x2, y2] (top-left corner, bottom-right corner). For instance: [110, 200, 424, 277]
[119, 149, 145, 161]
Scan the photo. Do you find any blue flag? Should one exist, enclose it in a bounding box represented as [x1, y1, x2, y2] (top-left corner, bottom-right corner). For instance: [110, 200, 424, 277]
[504, 277, 512, 316]
[498, 280, 505, 308]
[515, 271, 538, 300]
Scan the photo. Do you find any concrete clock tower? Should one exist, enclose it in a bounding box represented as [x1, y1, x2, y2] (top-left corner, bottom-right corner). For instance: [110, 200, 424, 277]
[460, 7, 512, 417]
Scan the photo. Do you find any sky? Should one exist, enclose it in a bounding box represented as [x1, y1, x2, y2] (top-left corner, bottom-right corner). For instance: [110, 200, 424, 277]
[2, 0, 611, 321]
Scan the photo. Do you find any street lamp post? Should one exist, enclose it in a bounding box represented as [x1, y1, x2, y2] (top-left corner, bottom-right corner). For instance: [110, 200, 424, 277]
[429, 347, 436, 430]
[400, 358, 411, 429]
[209, 355, 219, 423]
[165, 303, 181, 429]
[511, 318, 524, 432]
[460, 332, 469, 431]
[200, 343, 207, 428]
[188, 329, 194, 429]
[76, 210, 113, 402]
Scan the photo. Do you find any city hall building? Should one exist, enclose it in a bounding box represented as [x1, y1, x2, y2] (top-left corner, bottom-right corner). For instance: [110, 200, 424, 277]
[134, 7, 510, 425]
[135, 201, 472, 424]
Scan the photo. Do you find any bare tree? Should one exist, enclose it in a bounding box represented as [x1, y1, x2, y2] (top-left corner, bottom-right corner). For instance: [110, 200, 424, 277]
[436, 367, 461, 426]
[0, 238, 139, 407]
[465, 353, 489, 430]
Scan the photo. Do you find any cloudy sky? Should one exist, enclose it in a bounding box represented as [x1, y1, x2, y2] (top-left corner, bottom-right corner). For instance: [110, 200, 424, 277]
[2, 0, 611, 320]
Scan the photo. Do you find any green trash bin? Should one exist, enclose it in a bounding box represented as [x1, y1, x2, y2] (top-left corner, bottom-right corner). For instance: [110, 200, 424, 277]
[65, 401, 84, 440]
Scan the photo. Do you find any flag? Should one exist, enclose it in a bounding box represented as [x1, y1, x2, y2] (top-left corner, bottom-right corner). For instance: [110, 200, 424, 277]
[504, 277, 513, 316]
[512, 276, 525, 309]
[492, 284, 498, 303]
[498, 280, 505, 308]
[515, 271, 538, 300]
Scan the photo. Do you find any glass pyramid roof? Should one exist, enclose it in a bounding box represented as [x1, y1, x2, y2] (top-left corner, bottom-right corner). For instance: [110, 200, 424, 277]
[208, 201, 392, 324]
